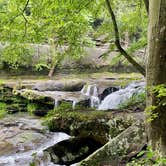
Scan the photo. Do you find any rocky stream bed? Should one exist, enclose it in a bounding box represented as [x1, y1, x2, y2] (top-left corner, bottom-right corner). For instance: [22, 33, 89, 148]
[0, 74, 147, 166]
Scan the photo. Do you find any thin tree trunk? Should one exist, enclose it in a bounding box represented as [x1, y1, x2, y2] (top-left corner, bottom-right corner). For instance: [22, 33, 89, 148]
[48, 64, 55, 78]
[105, 0, 146, 76]
[147, 0, 166, 157]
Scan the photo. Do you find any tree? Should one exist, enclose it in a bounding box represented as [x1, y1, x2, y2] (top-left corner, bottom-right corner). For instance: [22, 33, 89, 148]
[147, 0, 166, 157]
[0, 0, 92, 76]
[0, 0, 148, 76]
[105, 0, 146, 76]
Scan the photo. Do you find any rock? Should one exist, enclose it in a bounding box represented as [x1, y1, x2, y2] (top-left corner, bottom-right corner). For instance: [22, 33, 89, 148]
[33, 79, 86, 92]
[70, 120, 110, 145]
[0, 114, 48, 156]
[107, 116, 134, 138]
[16, 89, 91, 111]
[80, 120, 147, 166]
[32, 109, 50, 116]
[48, 117, 109, 145]
[99, 86, 119, 100]
[44, 137, 102, 165]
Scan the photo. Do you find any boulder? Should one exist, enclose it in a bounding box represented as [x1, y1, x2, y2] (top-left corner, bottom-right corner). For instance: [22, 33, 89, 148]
[16, 89, 91, 111]
[33, 79, 86, 92]
[48, 117, 109, 145]
[44, 137, 102, 165]
[79, 120, 147, 166]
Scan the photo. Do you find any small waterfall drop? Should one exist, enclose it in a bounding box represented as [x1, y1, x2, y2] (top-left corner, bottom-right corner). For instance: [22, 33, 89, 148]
[54, 99, 59, 108]
[98, 82, 145, 110]
[72, 100, 77, 109]
[81, 84, 100, 108]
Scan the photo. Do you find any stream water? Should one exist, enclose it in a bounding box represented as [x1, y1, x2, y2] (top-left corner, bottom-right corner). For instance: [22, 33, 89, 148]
[80, 81, 145, 110]
[0, 115, 72, 166]
[98, 82, 145, 110]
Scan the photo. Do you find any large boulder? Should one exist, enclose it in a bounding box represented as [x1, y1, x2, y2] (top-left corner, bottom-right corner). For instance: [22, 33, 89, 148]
[33, 79, 86, 91]
[48, 117, 110, 145]
[44, 137, 102, 165]
[79, 120, 147, 166]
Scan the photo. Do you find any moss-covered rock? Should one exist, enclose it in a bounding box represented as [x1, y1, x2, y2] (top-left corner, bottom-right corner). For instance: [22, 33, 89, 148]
[0, 86, 28, 114]
[48, 116, 109, 145]
[108, 116, 134, 138]
[80, 120, 146, 166]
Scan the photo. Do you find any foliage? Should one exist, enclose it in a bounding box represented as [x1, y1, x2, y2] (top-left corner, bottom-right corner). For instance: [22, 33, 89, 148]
[0, 43, 33, 69]
[152, 84, 166, 106]
[27, 103, 37, 114]
[0, 0, 94, 71]
[119, 92, 145, 109]
[146, 84, 166, 122]
[0, 0, 148, 71]
[0, 102, 7, 118]
[127, 146, 166, 166]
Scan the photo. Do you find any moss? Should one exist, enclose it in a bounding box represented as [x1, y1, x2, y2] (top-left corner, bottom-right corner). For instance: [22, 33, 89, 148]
[46, 102, 106, 122]
[0, 102, 7, 118]
[27, 103, 38, 114]
[20, 90, 45, 100]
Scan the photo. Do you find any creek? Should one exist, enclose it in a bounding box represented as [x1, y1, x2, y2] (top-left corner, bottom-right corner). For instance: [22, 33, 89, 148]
[0, 80, 145, 166]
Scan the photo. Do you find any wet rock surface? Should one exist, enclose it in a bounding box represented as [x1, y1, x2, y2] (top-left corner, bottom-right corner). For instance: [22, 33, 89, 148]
[16, 89, 90, 110]
[0, 113, 70, 166]
[0, 77, 146, 166]
[0, 114, 47, 156]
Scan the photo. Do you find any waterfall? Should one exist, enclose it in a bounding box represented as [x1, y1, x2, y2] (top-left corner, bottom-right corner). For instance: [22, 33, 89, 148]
[72, 100, 77, 109]
[98, 82, 145, 110]
[54, 99, 59, 108]
[81, 84, 100, 108]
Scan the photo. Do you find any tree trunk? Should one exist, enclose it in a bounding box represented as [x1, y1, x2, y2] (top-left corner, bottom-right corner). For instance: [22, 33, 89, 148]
[105, 0, 146, 76]
[48, 64, 55, 78]
[147, 0, 166, 157]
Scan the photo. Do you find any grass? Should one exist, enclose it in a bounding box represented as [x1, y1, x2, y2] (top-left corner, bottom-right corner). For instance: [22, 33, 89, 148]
[0, 102, 7, 118]
[118, 92, 146, 109]
[27, 103, 38, 114]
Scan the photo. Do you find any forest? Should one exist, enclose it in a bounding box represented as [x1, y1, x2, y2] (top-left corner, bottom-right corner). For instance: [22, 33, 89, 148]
[0, 0, 166, 166]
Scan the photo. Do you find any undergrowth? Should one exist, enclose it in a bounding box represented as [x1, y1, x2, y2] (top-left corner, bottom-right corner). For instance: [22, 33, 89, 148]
[119, 92, 145, 109]
[0, 102, 7, 118]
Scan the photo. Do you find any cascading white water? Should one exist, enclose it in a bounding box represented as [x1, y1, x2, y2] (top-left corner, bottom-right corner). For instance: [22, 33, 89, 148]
[81, 84, 100, 108]
[0, 132, 70, 166]
[54, 99, 59, 108]
[98, 82, 145, 110]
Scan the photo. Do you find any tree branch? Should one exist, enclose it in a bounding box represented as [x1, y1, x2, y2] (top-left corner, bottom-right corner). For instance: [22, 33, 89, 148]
[105, 0, 146, 76]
